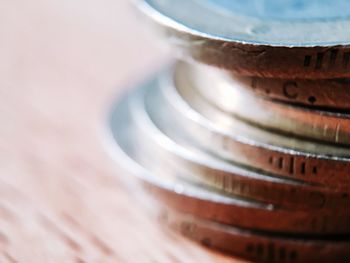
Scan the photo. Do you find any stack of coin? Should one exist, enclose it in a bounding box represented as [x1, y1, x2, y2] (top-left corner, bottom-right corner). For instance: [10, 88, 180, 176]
[109, 1, 350, 262]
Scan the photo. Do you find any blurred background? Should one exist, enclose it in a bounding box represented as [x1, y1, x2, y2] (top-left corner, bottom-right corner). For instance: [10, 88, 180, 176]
[0, 0, 236, 262]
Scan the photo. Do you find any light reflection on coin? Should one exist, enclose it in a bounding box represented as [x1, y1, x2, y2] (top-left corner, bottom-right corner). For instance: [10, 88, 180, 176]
[186, 62, 350, 145]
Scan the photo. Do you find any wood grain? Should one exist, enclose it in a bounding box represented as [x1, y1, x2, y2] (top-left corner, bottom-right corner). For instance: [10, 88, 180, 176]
[0, 0, 242, 262]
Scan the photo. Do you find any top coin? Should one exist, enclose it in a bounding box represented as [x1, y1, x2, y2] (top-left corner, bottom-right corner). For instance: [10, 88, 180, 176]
[136, 0, 350, 78]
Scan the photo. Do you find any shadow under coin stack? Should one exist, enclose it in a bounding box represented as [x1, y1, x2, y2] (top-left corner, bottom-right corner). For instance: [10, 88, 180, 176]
[108, 1, 350, 262]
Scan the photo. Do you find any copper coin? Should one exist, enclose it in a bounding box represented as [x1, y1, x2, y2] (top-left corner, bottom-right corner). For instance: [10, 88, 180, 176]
[191, 62, 350, 110]
[157, 64, 350, 189]
[160, 208, 350, 263]
[186, 62, 350, 146]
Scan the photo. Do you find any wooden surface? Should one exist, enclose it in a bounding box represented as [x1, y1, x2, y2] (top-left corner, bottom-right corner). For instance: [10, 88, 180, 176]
[0, 0, 242, 262]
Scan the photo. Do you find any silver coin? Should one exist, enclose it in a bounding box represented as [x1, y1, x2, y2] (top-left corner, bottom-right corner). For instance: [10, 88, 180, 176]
[107, 79, 350, 234]
[135, 0, 350, 78]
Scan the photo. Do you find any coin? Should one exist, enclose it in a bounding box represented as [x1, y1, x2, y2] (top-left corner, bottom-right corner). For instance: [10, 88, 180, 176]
[186, 62, 350, 145]
[111, 2, 350, 261]
[108, 77, 350, 235]
[135, 0, 350, 78]
[190, 62, 350, 110]
[158, 63, 350, 189]
[160, 208, 350, 263]
[129, 79, 350, 211]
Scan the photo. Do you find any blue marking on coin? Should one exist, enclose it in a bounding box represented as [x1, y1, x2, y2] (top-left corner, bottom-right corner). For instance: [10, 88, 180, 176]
[203, 0, 350, 21]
